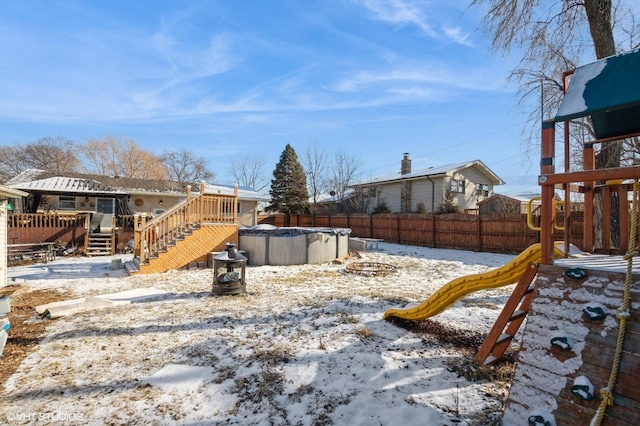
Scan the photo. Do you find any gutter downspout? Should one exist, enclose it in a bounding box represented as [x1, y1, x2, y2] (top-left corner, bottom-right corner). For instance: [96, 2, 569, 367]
[426, 175, 435, 213]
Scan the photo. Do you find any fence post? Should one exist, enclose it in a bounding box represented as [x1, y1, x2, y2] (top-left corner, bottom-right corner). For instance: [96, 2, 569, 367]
[476, 215, 481, 252]
[369, 215, 373, 238]
[432, 214, 436, 248]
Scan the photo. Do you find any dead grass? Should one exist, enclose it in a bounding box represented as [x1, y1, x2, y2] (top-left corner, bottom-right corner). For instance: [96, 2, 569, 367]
[0, 285, 75, 391]
[388, 316, 516, 424]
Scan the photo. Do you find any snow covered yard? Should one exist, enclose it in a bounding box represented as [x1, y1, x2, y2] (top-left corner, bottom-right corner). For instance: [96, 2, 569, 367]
[1, 243, 517, 425]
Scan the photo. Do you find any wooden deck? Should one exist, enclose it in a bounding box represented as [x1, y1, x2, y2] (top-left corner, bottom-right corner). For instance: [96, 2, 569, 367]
[503, 255, 640, 425]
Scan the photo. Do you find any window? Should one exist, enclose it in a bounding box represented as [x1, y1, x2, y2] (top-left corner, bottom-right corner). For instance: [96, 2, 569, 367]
[475, 183, 489, 197]
[450, 179, 465, 193]
[58, 196, 76, 210]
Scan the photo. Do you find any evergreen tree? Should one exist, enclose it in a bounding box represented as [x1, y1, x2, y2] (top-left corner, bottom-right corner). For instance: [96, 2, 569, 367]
[436, 189, 461, 214]
[267, 144, 309, 225]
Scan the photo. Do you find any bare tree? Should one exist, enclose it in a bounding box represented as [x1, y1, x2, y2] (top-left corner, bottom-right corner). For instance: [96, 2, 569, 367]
[79, 136, 168, 179]
[0, 146, 25, 183]
[471, 0, 638, 167]
[329, 149, 361, 213]
[350, 184, 379, 214]
[471, 0, 639, 247]
[162, 149, 215, 184]
[0, 136, 79, 182]
[229, 155, 269, 192]
[302, 142, 330, 221]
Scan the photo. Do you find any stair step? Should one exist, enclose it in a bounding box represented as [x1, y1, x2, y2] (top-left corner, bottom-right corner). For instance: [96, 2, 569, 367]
[473, 262, 538, 366]
[124, 260, 140, 274]
[495, 333, 513, 345]
[483, 356, 498, 366]
[510, 309, 527, 321]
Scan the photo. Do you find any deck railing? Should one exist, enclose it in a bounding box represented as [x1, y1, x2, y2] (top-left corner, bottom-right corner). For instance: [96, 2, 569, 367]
[7, 213, 90, 247]
[133, 183, 238, 264]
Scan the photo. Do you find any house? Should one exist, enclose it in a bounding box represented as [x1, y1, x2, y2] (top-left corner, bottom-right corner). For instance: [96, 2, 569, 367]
[349, 154, 505, 214]
[309, 189, 358, 215]
[4, 169, 267, 227]
[1, 185, 28, 287]
[477, 193, 540, 215]
[203, 183, 270, 226]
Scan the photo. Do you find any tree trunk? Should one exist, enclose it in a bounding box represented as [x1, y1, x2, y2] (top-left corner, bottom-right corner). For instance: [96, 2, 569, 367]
[584, 0, 616, 59]
[584, 0, 621, 249]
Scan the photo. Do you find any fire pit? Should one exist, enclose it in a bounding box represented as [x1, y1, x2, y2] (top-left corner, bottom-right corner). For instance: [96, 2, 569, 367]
[212, 242, 247, 295]
[345, 262, 397, 276]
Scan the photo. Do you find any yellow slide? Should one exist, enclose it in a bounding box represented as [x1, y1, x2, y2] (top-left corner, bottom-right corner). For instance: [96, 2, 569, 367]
[383, 243, 564, 321]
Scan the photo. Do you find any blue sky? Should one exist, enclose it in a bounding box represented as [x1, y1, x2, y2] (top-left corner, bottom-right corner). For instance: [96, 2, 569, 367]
[0, 0, 542, 194]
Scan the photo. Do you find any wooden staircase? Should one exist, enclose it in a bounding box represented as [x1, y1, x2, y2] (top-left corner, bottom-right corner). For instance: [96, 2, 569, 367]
[86, 232, 114, 257]
[125, 183, 240, 275]
[474, 262, 539, 366]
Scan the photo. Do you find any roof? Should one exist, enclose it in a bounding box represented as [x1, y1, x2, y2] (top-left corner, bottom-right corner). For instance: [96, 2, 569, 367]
[203, 183, 269, 202]
[5, 169, 267, 201]
[477, 193, 538, 206]
[6, 169, 189, 195]
[312, 189, 356, 204]
[555, 48, 640, 140]
[0, 184, 28, 199]
[7, 176, 128, 195]
[352, 160, 505, 186]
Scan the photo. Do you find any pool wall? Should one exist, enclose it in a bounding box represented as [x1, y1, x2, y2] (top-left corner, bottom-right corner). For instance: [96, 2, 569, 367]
[239, 226, 350, 266]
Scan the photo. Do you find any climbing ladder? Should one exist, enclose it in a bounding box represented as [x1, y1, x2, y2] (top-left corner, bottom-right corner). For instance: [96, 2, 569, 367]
[474, 262, 539, 366]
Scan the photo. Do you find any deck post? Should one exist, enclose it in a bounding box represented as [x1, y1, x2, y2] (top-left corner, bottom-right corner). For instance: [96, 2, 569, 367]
[540, 120, 556, 264]
[583, 143, 595, 251]
[135, 214, 148, 264]
[234, 183, 238, 223]
[199, 181, 205, 224]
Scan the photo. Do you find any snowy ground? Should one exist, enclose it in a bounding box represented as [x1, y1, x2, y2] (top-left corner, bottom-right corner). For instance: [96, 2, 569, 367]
[1, 243, 518, 425]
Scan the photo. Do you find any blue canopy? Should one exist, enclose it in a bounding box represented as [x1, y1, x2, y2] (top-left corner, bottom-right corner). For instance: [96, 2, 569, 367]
[555, 48, 640, 140]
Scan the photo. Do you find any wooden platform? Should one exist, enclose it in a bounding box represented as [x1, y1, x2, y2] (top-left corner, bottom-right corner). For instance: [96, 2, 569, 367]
[503, 256, 640, 425]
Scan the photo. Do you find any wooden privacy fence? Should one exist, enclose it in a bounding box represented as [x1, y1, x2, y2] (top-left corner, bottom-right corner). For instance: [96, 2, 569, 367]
[258, 212, 586, 255]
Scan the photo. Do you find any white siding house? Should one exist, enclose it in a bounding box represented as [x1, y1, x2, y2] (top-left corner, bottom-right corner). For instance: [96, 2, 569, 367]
[1, 185, 28, 288]
[350, 154, 505, 214]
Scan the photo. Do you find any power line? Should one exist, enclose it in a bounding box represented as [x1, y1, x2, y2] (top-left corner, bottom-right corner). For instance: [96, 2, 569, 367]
[365, 120, 529, 174]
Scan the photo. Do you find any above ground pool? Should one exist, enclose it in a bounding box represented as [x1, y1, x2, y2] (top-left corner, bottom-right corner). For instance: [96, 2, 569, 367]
[238, 225, 351, 266]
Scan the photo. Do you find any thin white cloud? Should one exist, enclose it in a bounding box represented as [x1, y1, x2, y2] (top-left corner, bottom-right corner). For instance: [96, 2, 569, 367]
[384, 86, 436, 98]
[0, 2, 499, 126]
[443, 26, 473, 47]
[354, 0, 435, 37]
[353, 0, 473, 46]
[152, 26, 239, 81]
[326, 65, 500, 94]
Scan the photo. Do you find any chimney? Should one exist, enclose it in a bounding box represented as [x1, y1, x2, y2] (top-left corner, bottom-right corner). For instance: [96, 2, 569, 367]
[401, 153, 411, 175]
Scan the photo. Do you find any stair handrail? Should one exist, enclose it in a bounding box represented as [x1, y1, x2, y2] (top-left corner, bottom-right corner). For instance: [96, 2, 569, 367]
[133, 183, 238, 264]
